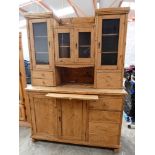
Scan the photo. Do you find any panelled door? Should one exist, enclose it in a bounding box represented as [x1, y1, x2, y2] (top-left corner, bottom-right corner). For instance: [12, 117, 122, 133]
[75, 28, 94, 64]
[30, 94, 58, 136]
[55, 28, 74, 64]
[96, 15, 125, 70]
[60, 99, 86, 141]
[29, 18, 53, 70]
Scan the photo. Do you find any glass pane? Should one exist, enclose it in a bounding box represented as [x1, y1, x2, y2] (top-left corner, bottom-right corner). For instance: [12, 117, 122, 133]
[79, 47, 90, 58]
[58, 33, 70, 46]
[59, 47, 70, 58]
[102, 19, 120, 34]
[33, 22, 49, 65]
[102, 35, 119, 52]
[33, 22, 47, 36]
[35, 53, 49, 64]
[34, 37, 48, 52]
[79, 32, 91, 45]
[101, 53, 117, 65]
[78, 32, 91, 58]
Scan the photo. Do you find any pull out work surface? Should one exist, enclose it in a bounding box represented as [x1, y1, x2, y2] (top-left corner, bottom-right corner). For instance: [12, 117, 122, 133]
[46, 93, 99, 100]
[26, 85, 127, 96]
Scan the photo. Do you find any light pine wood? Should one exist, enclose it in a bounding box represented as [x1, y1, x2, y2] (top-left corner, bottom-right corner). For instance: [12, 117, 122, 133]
[28, 91, 124, 149]
[74, 27, 95, 64]
[19, 121, 31, 127]
[95, 7, 130, 15]
[25, 8, 129, 151]
[32, 78, 54, 86]
[46, 93, 98, 100]
[55, 64, 94, 68]
[61, 99, 85, 140]
[26, 85, 127, 95]
[96, 71, 122, 88]
[60, 17, 95, 25]
[24, 12, 61, 24]
[88, 96, 123, 111]
[89, 110, 122, 123]
[89, 122, 120, 146]
[19, 32, 30, 122]
[32, 97, 58, 136]
[31, 70, 53, 79]
[29, 18, 54, 70]
[19, 104, 26, 121]
[54, 28, 74, 64]
[96, 14, 125, 70]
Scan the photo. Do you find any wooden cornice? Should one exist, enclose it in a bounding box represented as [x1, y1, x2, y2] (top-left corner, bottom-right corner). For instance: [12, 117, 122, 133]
[96, 7, 130, 15]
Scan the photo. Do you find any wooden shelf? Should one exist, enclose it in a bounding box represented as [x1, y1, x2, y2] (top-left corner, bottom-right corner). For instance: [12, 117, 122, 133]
[46, 93, 99, 100]
[59, 45, 70, 47]
[36, 52, 48, 54]
[34, 36, 47, 38]
[79, 45, 90, 47]
[56, 64, 94, 68]
[102, 33, 118, 36]
[101, 52, 117, 54]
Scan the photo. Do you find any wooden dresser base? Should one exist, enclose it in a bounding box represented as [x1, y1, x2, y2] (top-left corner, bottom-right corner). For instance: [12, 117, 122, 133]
[31, 135, 121, 152]
[27, 86, 126, 152]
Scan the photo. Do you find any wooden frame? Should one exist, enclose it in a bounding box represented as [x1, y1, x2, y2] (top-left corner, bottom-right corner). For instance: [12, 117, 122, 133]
[96, 14, 125, 70]
[29, 18, 54, 70]
[19, 32, 31, 123]
[74, 27, 95, 64]
[54, 28, 74, 64]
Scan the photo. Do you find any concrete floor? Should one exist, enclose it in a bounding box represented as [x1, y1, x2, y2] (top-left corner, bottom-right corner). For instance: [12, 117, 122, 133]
[19, 119, 135, 155]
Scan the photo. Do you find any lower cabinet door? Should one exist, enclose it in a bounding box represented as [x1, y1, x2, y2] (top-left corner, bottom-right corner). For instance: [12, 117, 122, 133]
[60, 99, 86, 141]
[32, 96, 58, 136]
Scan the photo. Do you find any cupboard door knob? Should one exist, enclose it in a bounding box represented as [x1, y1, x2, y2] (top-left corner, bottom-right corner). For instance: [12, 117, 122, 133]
[76, 43, 77, 48]
[59, 116, 61, 122]
[98, 42, 100, 49]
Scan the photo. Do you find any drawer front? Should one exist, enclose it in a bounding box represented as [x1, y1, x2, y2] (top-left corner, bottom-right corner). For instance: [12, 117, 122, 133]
[89, 122, 120, 146]
[32, 78, 54, 86]
[88, 97, 123, 111]
[32, 71, 53, 79]
[96, 72, 122, 89]
[89, 110, 122, 123]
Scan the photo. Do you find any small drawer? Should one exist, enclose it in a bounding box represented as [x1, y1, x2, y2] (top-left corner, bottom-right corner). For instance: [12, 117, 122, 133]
[89, 110, 121, 123]
[96, 72, 122, 89]
[32, 71, 53, 79]
[32, 78, 54, 86]
[88, 97, 123, 111]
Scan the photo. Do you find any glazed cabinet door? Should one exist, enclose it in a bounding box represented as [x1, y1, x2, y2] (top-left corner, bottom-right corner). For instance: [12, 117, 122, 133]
[29, 19, 53, 70]
[96, 15, 125, 70]
[55, 28, 74, 64]
[30, 94, 59, 137]
[74, 28, 94, 64]
[60, 99, 86, 141]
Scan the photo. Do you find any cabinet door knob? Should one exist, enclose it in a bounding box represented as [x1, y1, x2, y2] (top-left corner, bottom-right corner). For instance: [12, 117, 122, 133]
[98, 42, 100, 49]
[76, 43, 77, 48]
